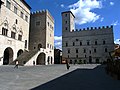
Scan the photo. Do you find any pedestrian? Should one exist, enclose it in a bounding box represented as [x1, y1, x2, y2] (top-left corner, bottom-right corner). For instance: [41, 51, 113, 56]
[14, 60, 19, 69]
[33, 61, 35, 66]
[74, 60, 77, 65]
[66, 59, 70, 70]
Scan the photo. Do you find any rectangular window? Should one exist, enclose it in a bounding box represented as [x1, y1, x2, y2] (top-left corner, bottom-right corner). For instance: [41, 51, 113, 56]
[68, 55, 69, 58]
[68, 49, 70, 53]
[95, 41, 97, 45]
[103, 40, 106, 45]
[21, 12, 24, 18]
[25, 15, 28, 22]
[87, 41, 90, 45]
[76, 49, 78, 53]
[105, 48, 107, 52]
[84, 49, 86, 53]
[36, 21, 40, 26]
[76, 55, 78, 58]
[14, 6, 17, 14]
[18, 34, 22, 41]
[48, 22, 49, 26]
[94, 48, 96, 53]
[25, 40, 27, 48]
[66, 42, 68, 47]
[65, 14, 67, 17]
[11, 31, 16, 39]
[2, 28, 8, 36]
[80, 41, 82, 46]
[73, 42, 75, 46]
[65, 21, 67, 24]
[65, 27, 67, 30]
[6, 0, 11, 9]
[89, 50, 91, 54]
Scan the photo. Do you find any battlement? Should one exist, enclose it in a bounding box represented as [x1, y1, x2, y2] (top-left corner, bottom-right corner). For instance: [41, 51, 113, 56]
[31, 10, 54, 22]
[31, 10, 47, 15]
[72, 25, 113, 32]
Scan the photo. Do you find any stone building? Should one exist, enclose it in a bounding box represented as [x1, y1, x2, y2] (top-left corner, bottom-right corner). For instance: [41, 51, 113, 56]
[62, 11, 114, 64]
[29, 10, 54, 65]
[0, 0, 31, 65]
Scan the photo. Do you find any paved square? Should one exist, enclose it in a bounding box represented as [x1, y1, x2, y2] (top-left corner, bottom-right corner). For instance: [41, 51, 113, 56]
[0, 64, 119, 90]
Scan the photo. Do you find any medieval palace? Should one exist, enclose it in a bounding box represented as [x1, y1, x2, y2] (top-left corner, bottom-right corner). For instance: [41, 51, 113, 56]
[0, 0, 115, 66]
[62, 11, 114, 64]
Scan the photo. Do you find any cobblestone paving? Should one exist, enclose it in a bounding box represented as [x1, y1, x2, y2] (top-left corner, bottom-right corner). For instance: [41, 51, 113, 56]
[0, 64, 119, 90]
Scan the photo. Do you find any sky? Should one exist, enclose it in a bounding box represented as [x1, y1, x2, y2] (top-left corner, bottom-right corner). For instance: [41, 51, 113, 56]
[26, 0, 120, 50]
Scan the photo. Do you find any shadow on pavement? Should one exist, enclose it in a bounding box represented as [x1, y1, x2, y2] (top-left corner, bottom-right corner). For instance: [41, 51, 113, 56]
[31, 65, 120, 90]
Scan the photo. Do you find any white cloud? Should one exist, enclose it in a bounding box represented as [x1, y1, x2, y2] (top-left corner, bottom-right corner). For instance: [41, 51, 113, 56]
[100, 17, 104, 22]
[114, 39, 120, 45]
[54, 36, 62, 50]
[111, 21, 119, 26]
[60, 4, 64, 8]
[110, 2, 114, 6]
[68, 0, 102, 25]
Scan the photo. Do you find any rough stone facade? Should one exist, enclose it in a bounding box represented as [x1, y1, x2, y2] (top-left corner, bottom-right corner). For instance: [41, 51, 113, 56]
[29, 10, 54, 65]
[62, 11, 114, 64]
[0, 0, 31, 65]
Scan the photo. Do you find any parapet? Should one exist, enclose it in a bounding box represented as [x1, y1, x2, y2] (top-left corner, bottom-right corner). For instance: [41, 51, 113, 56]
[74, 25, 113, 32]
[31, 10, 47, 15]
[31, 10, 54, 22]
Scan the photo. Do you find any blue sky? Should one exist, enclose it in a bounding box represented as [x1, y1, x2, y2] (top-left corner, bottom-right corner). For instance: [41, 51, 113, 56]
[26, 0, 120, 49]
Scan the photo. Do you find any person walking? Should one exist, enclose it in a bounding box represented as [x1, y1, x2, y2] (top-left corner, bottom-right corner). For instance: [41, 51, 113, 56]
[66, 59, 70, 70]
[14, 60, 19, 69]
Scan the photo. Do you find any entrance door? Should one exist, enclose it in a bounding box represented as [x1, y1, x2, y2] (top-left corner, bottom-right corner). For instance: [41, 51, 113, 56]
[89, 56, 92, 63]
[36, 53, 45, 65]
[3, 47, 13, 65]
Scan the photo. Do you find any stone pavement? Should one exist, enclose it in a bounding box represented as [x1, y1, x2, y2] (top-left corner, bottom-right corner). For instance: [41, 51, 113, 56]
[0, 64, 119, 90]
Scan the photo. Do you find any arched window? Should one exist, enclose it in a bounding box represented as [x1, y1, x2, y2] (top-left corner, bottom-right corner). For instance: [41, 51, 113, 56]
[2, 27, 8, 36]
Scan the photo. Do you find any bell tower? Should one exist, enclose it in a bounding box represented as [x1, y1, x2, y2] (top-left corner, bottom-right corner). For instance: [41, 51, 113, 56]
[61, 11, 75, 35]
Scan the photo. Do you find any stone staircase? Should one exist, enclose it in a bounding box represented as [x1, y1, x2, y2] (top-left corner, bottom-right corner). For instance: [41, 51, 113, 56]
[10, 50, 38, 66]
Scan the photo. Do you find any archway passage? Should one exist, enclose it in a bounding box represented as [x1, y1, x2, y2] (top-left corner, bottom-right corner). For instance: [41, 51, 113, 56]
[3, 47, 13, 65]
[36, 53, 45, 65]
[17, 49, 23, 57]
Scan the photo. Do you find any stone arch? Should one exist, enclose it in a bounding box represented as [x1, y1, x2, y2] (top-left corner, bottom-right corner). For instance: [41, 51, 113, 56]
[17, 49, 23, 57]
[36, 53, 46, 65]
[38, 43, 42, 50]
[3, 47, 13, 65]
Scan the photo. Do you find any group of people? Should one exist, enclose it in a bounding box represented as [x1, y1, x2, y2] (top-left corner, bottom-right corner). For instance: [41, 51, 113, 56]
[14, 59, 71, 70]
